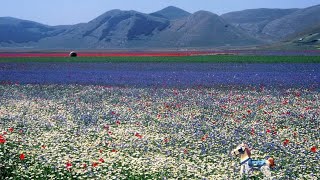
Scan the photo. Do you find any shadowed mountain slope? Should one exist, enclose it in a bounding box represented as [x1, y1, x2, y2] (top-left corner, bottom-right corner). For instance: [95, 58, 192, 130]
[0, 17, 66, 43]
[36, 10, 170, 48]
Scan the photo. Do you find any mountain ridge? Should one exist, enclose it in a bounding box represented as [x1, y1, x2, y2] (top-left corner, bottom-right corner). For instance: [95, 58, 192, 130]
[1, 5, 320, 49]
[150, 6, 191, 20]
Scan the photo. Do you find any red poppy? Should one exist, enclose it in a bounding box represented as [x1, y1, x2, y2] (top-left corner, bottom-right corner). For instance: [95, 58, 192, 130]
[116, 120, 121, 125]
[283, 139, 290, 146]
[111, 149, 117, 152]
[104, 125, 109, 130]
[183, 148, 188, 154]
[251, 128, 255, 135]
[19, 153, 25, 160]
[83, 163, 87, 169]
[135, 133, 143, 139]
[311, 146, 317, 153]
[293, 132, 298, 137]
[99, 149, 103, 153]
[41, 145, 46, 149]
[266, 129, 271, 133]
[282, 100, 288, 105]
[305, 107, 311, 111]
[66, 161, 72, 170]
[201, 134, 208, 141]
[99, 158, 105, 163]
[8, 127, 14, 133]
[92, 162, 99, 167]
[0, 135, 6, 144]
[247, 110, 252, 114]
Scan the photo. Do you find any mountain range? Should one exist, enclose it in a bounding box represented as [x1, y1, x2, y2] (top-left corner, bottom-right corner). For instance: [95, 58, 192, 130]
[0, 5, 320, 49]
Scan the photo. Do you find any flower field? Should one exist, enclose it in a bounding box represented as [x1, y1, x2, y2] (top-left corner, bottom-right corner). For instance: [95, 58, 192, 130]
[1, 62, 319, 88]
[0, 84, 319, 179]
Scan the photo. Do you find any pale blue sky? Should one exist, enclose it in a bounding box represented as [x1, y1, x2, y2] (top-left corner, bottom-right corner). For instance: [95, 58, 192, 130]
[1, 0, 320, 25]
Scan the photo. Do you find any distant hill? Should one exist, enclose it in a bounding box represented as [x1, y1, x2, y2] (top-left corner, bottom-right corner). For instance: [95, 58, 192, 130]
[150, 6, 191, 20]
[150, 10, 260, 48]
[221, 8, 299, 41]
[262, 5, 320, 39]
[265, 25, 320, 50]
[0, 17, 65, 44]
[221, 4, 320, 43]
[1, 5, 320, 49]
[84, 10, 169, 41]
[0, 8, 259, 49]
[36, 10, 171, 48]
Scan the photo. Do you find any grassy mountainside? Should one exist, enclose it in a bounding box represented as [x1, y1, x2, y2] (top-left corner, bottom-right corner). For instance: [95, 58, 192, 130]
[36, 10, 170, 49]
[0, 17, 66, 44]
[262, 5, 320, 40]
[221, 8, 299, 41]
[146, 11, 262, 48]
[18, 9, 260, 49]
[1, 5, 320, 49]
[150, 6, 191, 20]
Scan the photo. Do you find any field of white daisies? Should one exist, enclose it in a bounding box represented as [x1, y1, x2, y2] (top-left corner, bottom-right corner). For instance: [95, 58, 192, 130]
[0, 84, 319, 179]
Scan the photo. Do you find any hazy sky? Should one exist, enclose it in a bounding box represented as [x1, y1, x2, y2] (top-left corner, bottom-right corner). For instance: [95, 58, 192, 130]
[1, 0, 320, 25]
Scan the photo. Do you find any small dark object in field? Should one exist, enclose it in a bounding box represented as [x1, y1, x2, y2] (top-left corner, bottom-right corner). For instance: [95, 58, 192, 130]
[69, 51, 77, 57]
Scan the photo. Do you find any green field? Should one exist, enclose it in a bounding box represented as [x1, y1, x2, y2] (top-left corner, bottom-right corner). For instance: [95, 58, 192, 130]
[1, 55, 320, 63]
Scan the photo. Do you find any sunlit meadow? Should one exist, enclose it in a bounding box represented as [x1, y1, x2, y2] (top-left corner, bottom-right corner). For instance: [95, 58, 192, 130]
[0, 84, 319, 179]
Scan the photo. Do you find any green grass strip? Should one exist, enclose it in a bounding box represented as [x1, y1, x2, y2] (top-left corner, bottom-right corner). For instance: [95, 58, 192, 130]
[0, 55, 320, 63]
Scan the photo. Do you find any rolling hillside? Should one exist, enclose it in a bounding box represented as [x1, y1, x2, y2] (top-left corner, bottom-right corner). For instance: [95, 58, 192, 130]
[262, 5, 320, 39]
[151, 10, 260, 48]
[221, 8, 299, 41]
[264, 25, 320, 50]
[0, 17, 66, 44]
[150, 6, 191, 20]
[0, 5, 320, 49]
